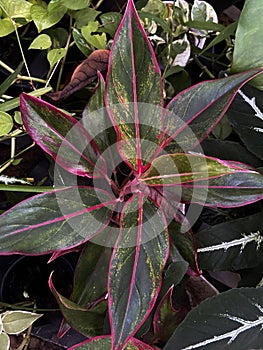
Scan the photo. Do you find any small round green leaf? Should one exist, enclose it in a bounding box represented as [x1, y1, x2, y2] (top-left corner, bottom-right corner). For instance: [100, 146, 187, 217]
[14, 111, 22, 125]
[61, 0, 90, 10]
[0, 333, 10, 350]
[29, 34, 52, 50]
[0, 18, 14, 37]
[0, 112, 13, 136]
[2, 311, 42, 335]
[47, 48, 66, 68]
[31, 3, 67, 32]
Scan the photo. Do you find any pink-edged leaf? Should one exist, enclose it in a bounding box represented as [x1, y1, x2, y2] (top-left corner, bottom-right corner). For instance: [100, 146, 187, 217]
[108, 193, 169, 350]
[105, 0, 163, 173]
[69, 335, 154, 349]
[140, 153, 241, 186]
[20, 93, 102, 177]
[180, 170, 263, 207]
[164, 69, 263, 151]
[0, 187, 116, 254]
[153, 286, 184, 343]
[49, 275, 107, 337]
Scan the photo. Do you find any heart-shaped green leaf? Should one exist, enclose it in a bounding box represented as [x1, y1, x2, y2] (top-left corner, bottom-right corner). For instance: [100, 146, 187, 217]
[29, 34, 52, 50]
[31, 2, 67, 32]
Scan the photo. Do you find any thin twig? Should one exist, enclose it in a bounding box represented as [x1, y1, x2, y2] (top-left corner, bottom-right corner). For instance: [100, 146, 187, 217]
[0, 60, 46, 84]
[56, 15, 73, 91]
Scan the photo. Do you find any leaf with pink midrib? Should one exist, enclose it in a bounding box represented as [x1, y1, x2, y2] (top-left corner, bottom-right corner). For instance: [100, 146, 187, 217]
[108, 193, 169, 349]
[0, 187, 116, 254]
[164, 69, 263, 152]
[105, 0, 164, 174]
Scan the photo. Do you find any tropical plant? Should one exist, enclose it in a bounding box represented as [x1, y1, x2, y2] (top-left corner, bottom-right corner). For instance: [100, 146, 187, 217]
[0, 0, 263, 349]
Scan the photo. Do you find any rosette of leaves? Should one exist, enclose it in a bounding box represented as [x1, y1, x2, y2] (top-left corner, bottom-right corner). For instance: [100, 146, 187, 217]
[0, 1, 263, 349]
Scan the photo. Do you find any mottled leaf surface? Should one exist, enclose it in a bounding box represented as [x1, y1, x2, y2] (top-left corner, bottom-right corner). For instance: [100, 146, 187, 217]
[20, 93, 101, 177]
[0, 187, 115, 254]
[165, 69, 263, 151]
[105, 0, 163, 172]
[109, 194, 168, 349]
[71, 242, 112, 307]
[179, 170, 263, 207]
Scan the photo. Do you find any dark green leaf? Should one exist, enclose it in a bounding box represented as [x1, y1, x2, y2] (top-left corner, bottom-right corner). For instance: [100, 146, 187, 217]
[0, 62, 23, 96]
[197, 211, 263, 271]
[200, 21, 237, 55]
[71, 242, 112, 307]
[164, 287, 263, 350]
[227, 85, 263, 160]
[49, 276, 106, 337]
[168, 221, 198, 272]
[200, 139, 262, 168]
[187, 171, 263, 207]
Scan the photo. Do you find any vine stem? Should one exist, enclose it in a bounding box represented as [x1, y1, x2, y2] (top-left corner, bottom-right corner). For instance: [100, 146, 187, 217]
[0, 60, 46, 84]
[0, 185, 57, 193]
[56, 15, 73, 91]
[194, 55, 215, 78]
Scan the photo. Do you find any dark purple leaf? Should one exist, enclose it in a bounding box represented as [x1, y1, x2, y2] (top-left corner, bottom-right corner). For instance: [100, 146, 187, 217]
[47, 49, 109, 101]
